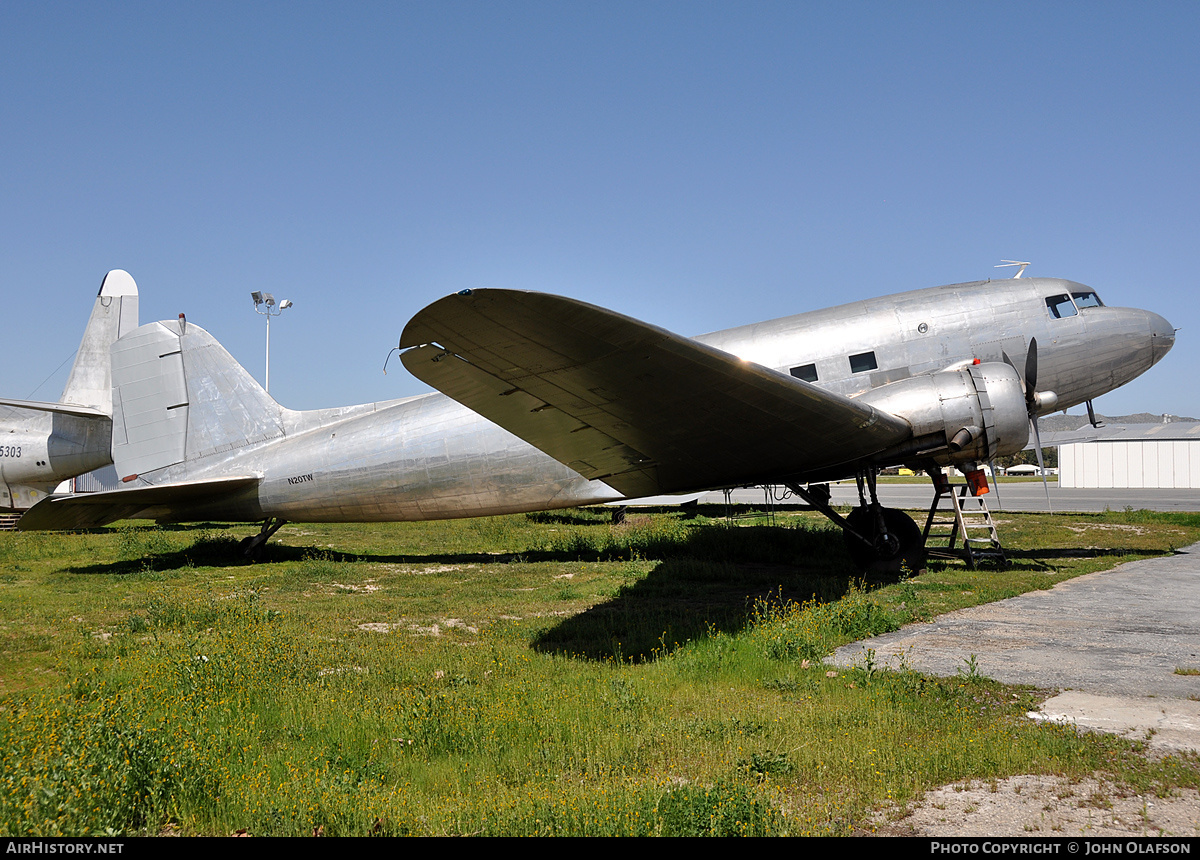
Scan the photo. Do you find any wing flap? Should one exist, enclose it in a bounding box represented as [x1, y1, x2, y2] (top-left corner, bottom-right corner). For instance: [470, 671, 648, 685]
[400, 290, 912, 496]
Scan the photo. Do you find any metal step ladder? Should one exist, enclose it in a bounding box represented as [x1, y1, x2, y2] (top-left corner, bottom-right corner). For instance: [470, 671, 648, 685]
[0, 513, 21, 532]
[922, 480, 1006, 568]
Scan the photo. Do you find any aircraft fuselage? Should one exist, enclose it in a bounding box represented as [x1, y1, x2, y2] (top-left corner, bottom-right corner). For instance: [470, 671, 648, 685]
[698, 277, 1173, 415]
[140, 276, 1172, 524]
[0, 410, 113, 508]
[17, 274, 1174, 531]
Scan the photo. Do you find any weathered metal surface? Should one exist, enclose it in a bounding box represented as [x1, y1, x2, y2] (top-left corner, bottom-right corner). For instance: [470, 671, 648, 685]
[17, 275, 1175, 529]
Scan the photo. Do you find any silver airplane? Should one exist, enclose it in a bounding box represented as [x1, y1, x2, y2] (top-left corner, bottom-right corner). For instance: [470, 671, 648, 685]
[1, 270, 138, 512]
[16, 272, 1174, 571]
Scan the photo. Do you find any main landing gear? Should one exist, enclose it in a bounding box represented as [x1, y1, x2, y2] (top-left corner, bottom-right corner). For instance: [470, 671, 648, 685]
[240, 517, 287, 562]
[842, 506, 923, 575]
[788, 469, 925, 577]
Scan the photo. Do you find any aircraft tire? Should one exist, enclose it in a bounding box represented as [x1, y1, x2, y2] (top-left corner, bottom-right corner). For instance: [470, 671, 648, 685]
[843, 507, 925, 577]
[239, 534, 265, 562]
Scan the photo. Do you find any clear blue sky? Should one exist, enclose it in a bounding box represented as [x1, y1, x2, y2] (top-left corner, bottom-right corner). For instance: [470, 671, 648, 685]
[4, 2, 1197, 417]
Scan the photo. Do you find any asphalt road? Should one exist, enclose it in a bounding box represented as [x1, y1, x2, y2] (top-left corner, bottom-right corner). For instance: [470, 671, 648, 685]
[831, 542, 1200, 754]
[694, 485, 1200, 754]
[704, 483, 1200, 512]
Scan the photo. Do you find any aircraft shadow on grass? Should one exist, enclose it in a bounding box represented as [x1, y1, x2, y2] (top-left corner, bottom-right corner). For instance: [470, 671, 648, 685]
[60, 517, 1180, 664]
[68, 533, 865, 663]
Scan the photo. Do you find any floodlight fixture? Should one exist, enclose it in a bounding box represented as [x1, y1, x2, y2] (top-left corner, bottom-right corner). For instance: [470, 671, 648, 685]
[250, 291, 294, 393]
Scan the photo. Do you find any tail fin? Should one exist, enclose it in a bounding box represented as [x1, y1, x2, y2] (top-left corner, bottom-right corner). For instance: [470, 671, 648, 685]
[60, 269, 139, 414]
[110, 318, 284, 480]
[0, 270, 137, 510]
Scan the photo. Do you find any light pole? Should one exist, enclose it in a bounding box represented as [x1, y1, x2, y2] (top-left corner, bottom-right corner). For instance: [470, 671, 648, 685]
[250, 291, 292, 393]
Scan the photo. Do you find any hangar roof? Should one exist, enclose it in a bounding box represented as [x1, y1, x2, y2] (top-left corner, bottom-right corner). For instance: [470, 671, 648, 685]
[1043, 422, 1200, 446]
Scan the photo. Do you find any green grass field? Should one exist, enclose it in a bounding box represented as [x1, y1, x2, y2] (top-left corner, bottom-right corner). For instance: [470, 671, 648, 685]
[2, 507, 1198, 836]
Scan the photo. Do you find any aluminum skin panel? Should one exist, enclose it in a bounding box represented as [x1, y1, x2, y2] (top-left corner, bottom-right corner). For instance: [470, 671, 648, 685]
[110, 322, 190, 477]
[176, 323, 285, 460]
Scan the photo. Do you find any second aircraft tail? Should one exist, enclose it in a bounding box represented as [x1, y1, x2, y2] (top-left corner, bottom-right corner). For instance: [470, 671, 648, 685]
[61, 269, 140, 414]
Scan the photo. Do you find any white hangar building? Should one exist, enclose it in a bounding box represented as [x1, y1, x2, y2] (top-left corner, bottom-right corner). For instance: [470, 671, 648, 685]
[1055, 423, 1200, 489]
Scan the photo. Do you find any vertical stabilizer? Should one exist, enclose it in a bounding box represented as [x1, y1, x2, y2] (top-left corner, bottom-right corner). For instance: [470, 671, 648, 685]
[110, 319, 284, 481]
[61, 269, 139, 415]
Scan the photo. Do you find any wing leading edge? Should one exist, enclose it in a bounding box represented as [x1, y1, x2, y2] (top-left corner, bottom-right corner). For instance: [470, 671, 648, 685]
[400, 290, 912, 497]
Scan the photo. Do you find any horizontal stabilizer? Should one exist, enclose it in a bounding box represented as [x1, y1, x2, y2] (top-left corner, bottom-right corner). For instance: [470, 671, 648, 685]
[17, 475, 261, 531]
[0, 398, 109, 419]
[603, 492, 707, 507]
[400, 289, 911, 496]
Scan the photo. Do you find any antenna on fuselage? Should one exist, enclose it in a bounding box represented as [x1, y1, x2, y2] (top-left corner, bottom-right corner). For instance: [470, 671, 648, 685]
[996, 260, 1031, 278]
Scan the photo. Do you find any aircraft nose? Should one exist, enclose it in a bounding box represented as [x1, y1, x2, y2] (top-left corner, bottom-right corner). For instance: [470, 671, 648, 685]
[1146, 310, 1175, 364]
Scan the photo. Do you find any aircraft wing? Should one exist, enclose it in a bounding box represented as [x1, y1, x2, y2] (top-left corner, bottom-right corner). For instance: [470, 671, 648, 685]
[400, 289, 912, 497]
[17, 475, 261, 531]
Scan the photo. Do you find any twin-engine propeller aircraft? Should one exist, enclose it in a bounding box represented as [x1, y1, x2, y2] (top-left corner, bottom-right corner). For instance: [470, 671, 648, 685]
[1, 271, 138, 513]
[15, 270, 1174, 572]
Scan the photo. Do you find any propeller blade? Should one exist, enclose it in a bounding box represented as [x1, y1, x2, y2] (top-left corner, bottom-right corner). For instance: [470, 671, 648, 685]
[1025, 337, 1039, 402]
[988, 459, 1003, 510]
[1001, 349, 1020, 381]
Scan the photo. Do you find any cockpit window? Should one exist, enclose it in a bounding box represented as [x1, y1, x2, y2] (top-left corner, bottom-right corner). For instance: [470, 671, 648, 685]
[1045, 294, 1078, 319]
[1071, 291, 1103, 308]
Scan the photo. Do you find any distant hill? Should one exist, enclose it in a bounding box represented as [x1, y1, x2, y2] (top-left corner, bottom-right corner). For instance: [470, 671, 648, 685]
[1040, 412, 1198, 432]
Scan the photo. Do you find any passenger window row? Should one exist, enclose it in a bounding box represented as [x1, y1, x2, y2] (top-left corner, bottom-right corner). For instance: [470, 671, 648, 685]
[789, 288, 1105, 383]
[789, 351, 878, 383]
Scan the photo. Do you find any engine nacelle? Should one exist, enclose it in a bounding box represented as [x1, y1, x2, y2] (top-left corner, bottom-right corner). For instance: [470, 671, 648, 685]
[856, 361, 1029, 466]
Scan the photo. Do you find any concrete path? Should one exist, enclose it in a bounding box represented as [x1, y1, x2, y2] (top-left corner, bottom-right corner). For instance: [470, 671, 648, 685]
[832, 542, 1200, 753]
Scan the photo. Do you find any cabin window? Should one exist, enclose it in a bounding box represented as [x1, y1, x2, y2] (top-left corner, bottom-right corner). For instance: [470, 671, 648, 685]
[849, 351, 877, 373]
[789, 363, 818, 383]
[1071, 290, 1103, 308]
[1045, 294, 1078, 319]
